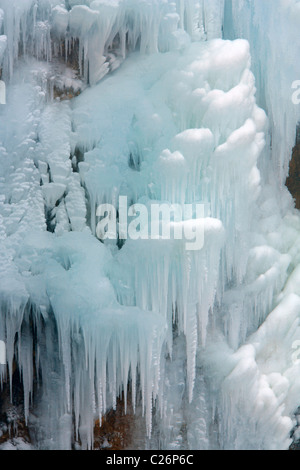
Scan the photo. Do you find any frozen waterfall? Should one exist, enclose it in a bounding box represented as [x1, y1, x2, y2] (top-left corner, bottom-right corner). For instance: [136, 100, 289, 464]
[0, 0, 300, 450]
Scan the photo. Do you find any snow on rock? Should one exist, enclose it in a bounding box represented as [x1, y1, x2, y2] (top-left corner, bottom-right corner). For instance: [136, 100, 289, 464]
[0, 34, 6, 64]
[224, 0, 300, 185]
[209, 293, 300, 450]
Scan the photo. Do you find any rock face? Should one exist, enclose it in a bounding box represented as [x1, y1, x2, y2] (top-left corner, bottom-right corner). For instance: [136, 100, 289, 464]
[0, 368, 31, 450]
[286, 129, 300, 209]
[0, 370, 138, 450]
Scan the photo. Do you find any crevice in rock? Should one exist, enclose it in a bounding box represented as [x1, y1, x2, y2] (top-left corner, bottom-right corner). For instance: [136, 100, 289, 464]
[93, 391, 144, 450]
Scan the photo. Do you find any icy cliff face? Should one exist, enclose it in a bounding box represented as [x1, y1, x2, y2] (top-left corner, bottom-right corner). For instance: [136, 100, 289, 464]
[224, 0, 300, 184]
[0, 0, 299, 450]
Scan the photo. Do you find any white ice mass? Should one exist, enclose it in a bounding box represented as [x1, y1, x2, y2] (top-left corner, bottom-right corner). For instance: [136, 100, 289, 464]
[0, 0, 299, 450]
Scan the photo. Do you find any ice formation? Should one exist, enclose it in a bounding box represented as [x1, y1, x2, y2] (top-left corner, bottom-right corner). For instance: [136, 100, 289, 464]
[0, 0, 299, 450]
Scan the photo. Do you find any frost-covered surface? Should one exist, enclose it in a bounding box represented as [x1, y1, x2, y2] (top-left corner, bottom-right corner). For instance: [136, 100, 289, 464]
[0, 0, 299, 451]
